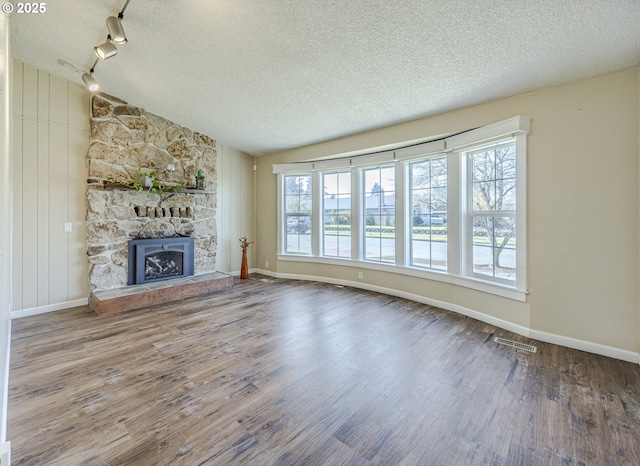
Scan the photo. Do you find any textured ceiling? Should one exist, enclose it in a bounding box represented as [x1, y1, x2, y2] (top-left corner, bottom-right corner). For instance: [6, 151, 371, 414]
[10, 0, 640, 156]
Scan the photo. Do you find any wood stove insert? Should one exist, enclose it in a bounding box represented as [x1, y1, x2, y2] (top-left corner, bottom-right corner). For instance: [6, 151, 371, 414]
[128, 237, 195, 285]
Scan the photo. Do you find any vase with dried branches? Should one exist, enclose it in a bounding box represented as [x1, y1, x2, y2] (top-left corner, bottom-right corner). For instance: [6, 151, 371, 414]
[238, 236, 254, 279]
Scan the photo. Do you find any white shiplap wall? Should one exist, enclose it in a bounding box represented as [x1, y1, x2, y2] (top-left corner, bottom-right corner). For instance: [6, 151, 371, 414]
[216, 144, 256, 274]
[11, 61, 90, 312]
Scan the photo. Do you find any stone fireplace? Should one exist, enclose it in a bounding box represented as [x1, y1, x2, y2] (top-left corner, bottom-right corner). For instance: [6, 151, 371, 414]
[86, 93, 218, 291]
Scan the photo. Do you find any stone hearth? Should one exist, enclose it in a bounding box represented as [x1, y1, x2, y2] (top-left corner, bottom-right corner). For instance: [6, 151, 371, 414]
[89, 272, 233, 315]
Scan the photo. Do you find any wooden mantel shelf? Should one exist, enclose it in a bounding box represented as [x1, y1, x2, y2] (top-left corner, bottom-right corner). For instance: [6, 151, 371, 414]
[92, 182, 216, 195]
[89, 272, 233, 315]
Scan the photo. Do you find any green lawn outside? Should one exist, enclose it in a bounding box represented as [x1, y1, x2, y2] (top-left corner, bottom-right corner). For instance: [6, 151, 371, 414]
[322, 224, 515, 246]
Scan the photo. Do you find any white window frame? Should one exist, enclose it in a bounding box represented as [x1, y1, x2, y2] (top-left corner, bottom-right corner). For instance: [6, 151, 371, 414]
[463, 139, 519, 286]
[361, 164, 397, 264]
[407, 155, 449, 272]
[279, 172, 314, 256]
[273, 116, 529, 301]
[321, 170, 353, 259]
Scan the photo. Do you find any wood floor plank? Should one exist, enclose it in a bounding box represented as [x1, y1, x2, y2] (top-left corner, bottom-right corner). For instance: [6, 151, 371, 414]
[8, 275, 640, 465]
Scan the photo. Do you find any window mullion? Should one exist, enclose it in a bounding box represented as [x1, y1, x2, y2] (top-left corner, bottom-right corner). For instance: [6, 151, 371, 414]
[471, 210, 515, 217]
[351, 168, 361, 261]
[312, 171, 322, 257]
[277, 174, 283, 255]
[515, 133, 527, 291]
[447, 152, 461, 276]
[395, 161, 406, 267]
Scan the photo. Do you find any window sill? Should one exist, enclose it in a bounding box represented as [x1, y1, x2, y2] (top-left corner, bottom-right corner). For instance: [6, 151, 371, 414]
[277, 254, 528, 302]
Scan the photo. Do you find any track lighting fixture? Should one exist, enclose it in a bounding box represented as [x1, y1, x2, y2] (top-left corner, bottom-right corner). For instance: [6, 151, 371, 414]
[94, 38, 118, 60]
[58, 59, 101, 92]
[106, 16, 127, 45]
[82, 73, 100, 92]
[59, 0, 131, 93]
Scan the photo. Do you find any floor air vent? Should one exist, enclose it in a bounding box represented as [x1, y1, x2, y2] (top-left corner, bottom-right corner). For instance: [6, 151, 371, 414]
[494, 337, 537, 353]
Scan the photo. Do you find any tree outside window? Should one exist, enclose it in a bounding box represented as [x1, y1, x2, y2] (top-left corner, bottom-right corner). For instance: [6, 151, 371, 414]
[470, 144, 516, 280]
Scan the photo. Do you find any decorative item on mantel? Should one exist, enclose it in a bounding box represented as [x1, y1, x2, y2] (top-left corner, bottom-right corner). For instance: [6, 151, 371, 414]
[196, 169, 206, 190]
[105, 167, 185, 195]
[238, 236, 254, 279]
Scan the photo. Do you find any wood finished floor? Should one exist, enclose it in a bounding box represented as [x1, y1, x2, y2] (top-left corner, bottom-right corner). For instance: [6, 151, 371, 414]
[8, 275, 640, 465]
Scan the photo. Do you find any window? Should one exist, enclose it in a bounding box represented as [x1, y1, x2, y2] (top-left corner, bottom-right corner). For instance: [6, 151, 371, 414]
[468, 143, 517, 282]
[409, 156, 447, 270]
[323, 172, 351, 258]
[274, 116, 529, 301]
[363, 166, 395, 263]
[284, 175, 312, 254]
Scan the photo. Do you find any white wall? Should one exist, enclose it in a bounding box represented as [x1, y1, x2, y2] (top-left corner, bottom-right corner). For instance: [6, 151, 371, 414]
[11, 61, 90, 313]
[215, 144, 256, 274]
[0, 11, 12, 458]
[256, 67, 640, 362]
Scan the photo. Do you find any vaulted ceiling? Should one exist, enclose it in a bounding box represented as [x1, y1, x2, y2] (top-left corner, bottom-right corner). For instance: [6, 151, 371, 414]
[10, 1, 640, 156]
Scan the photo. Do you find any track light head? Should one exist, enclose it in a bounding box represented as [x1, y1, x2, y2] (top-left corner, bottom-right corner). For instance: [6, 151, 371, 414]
[94, 39, 118, 60]
[106, 16, 127, 44]
[82, 73, 100, 92]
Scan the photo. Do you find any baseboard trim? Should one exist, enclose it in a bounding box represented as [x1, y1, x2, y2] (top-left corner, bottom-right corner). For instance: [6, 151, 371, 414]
[529, 329, 639, 364]
[250, 268, 278, 278]
[250, 269, 640, 364]
[1, 320, 10, 449]
[0, 441, 10, 466]
[10, 298, 89, 319]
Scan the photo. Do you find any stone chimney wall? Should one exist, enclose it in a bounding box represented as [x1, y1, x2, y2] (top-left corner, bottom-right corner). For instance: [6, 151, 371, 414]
[86, 93, 217, 291]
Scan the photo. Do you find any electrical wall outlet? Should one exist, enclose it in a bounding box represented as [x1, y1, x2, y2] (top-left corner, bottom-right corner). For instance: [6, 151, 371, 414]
[265, 260, 269, 268]
[64, 222, 72, 233]
[358, 272, 363, 279]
